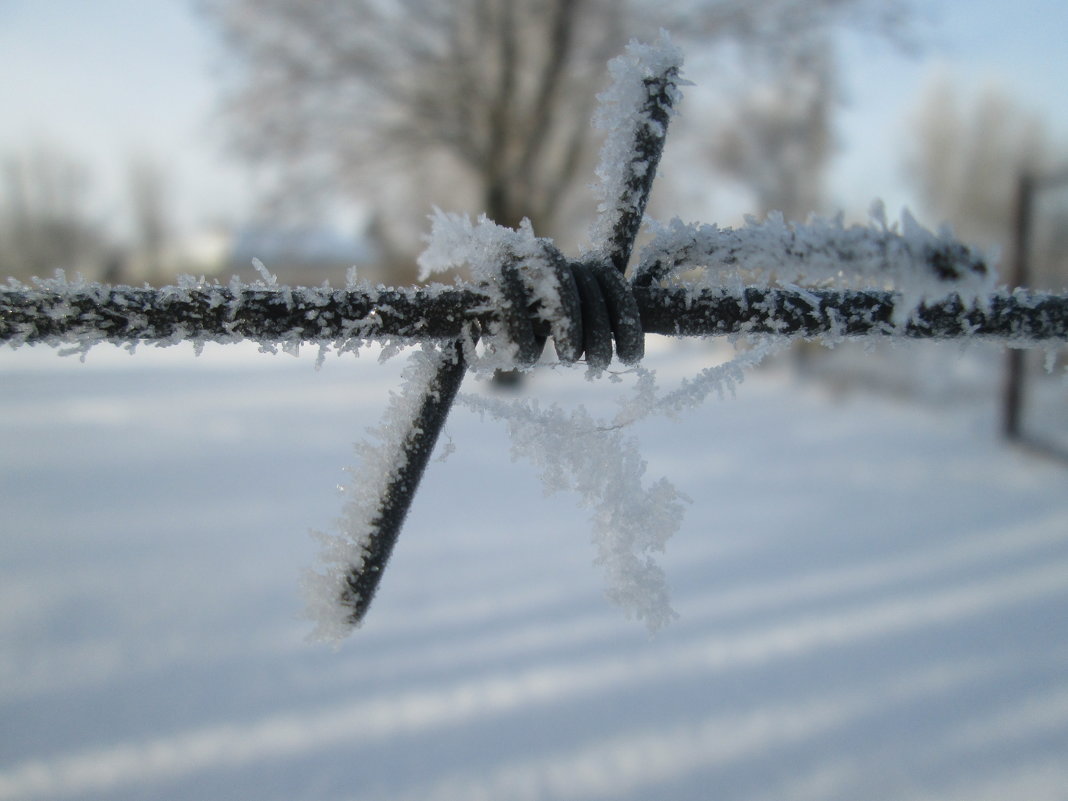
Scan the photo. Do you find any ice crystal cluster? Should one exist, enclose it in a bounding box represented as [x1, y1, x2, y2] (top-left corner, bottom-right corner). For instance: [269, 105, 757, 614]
[0, 265, 429, 365]
[417, 210, 566, 372]
[639, 202, 996, 326]
[461, 392, 687, 632]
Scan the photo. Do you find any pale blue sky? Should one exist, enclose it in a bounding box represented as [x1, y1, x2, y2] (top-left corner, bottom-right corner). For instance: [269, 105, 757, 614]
[832, 0, 1068, 217]
[0, 0, 245, 237]
[1, 0, 1066, 240]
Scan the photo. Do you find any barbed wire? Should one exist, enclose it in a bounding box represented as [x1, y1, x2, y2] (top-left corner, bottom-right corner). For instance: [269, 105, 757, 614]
[3, 36, 1066, 638]
[2, 282, 1067, 352]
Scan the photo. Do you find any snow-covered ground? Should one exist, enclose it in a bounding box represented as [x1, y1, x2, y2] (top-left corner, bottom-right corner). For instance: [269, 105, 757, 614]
[1, 337, 1066, 801]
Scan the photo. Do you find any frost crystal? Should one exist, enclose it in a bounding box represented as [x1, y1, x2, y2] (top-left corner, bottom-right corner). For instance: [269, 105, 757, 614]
[638, 206, 996, 326]
[417, 210, 567, 372]
[613, 340, 786, 428]
[462, 392, 686, 631]
[1, 269, 436, 361]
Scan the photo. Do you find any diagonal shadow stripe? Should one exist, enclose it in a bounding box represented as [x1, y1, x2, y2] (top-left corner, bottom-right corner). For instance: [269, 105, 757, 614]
[2, 552, 1066, 801]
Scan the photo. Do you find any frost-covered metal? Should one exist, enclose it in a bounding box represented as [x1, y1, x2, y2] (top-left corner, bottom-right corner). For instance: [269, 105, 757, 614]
[2, 36, 1066, 642]
[3, 279, 1066, 351]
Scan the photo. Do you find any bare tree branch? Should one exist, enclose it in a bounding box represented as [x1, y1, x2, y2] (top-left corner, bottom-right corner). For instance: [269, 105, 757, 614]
[199, 0, 912, 263]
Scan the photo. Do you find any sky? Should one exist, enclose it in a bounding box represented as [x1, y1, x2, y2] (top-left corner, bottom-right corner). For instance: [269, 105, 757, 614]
[1, 0, 1067, 244]
[831, 0, 1068, 218]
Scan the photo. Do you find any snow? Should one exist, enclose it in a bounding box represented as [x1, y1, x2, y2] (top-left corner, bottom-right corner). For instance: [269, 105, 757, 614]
[1, 339, 1066, 801]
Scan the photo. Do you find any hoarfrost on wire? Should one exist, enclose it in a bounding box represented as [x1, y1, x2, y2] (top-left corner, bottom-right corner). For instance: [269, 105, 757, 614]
[2, 267, 427, 365]
[612, 339, 788, 429]
[417, 209, 542, 284]
[460, 391, 688, 631]
[639, 201, 997, 327]
[417, 209, 567, 373]
[303, 343, 453, 642]
[586, 31, 686, 257]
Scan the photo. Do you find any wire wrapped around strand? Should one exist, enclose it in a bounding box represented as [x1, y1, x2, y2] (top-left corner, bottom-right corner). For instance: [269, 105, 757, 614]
[496, 240, 644, 370]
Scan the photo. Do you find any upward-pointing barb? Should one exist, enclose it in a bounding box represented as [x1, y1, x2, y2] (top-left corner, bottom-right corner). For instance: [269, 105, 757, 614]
[590, 33, 687, 275]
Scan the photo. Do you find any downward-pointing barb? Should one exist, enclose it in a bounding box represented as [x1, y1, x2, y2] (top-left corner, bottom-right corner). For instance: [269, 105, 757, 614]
[338, 338, 469, 626]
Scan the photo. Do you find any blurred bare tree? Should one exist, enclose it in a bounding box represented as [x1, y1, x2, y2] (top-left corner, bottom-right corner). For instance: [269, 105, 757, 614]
[907, 76, 1068, 292]
[201, 0, 912, 282]
[1029, 173, 1068, 291]
[708, 34, 835, 220]
[0, 145, 110, 282]
[127, 155, 172, 284]
[907, 77, 1052, 251]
